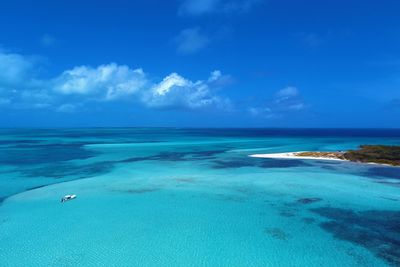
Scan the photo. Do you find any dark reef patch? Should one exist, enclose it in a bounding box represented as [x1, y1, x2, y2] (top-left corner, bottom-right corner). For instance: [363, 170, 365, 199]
[258, 159, 311, 168]
[320, 165, 337, 171]
[381, 197, 399, 202]
[364, 167, 400, 180]
[378, 181, 400, 187]
[120, 149, 227, 163]
[212, 159, 255, 169]
[156, 149, 227, 161]
[297, 197, 322, 204]
[211, 157, 311, 169]
[119, 156, 156, 163]
[278, 204, 298, 217]
[22, 161, 115, 179]
[311, 207, 400, 266]
[0, 140, 42, 146]
[0, 143, 98, 165]
[151, 152, 188, 161]
[264, 227, 290, 240]
[0, 140, 116, 204]
[115, 188, 160, 194]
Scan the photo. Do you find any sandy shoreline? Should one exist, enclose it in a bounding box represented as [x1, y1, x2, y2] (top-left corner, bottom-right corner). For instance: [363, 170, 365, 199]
[249, 152, 346, 161]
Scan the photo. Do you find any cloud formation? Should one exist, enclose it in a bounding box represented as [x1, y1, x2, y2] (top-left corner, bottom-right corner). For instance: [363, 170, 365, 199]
[143, 71, 231, 110]
[0, 50, 47, 109]
[274, 87, 306, 111]
[249, 87, 307, 118]
[56, 103, 80, 113]
[0, 50, 36, 86]
[174, 27, 209, 55]
[178, 0, 262, 16]
[0, 50, 232, 112]
[53, 63, 147, 100]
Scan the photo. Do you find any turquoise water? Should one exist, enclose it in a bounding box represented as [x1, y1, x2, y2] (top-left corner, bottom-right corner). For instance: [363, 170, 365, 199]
[0, 128, 399, 266]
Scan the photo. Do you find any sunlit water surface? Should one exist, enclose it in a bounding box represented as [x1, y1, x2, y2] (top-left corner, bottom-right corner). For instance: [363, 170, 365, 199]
[0, 128, 399, 266]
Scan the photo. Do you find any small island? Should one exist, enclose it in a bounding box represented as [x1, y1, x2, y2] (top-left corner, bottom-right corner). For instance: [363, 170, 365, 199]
[250, 145, 400, 166]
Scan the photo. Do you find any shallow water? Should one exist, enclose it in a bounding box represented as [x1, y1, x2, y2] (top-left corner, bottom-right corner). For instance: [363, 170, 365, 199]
[0, 128, 399, 266]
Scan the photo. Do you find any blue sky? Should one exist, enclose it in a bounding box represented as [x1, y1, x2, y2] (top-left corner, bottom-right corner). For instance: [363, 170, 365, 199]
[0, 0, 399, 127]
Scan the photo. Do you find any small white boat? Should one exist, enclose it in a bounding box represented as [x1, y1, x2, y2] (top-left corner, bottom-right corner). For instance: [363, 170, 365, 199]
[61, 194, 77, 203]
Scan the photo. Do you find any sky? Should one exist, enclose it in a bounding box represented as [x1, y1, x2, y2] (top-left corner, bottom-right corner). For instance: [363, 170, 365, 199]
[0, 0, 399, 128]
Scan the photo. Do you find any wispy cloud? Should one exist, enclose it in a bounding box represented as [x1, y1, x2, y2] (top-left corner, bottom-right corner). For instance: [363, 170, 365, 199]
[173, 27, 210, 55]
[274, 87, 306, 111]
[178, 0, 262, 16]
[0, 49, 48, 109]
[56, 103, 80, 113]
[0, 49, 36, 85]
[248, 106, 273, 117]
[248, 87, 308, 118]
[143, 70, 232, 110]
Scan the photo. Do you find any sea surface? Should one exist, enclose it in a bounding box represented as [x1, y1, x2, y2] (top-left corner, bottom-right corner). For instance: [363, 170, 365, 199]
[0, 128, 399, 266]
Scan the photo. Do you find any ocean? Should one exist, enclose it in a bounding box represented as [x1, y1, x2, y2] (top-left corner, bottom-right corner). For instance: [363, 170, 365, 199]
[0, 128, 399, 266]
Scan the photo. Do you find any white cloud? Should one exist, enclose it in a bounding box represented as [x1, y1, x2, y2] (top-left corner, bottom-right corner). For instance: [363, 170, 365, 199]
[0, 49, 233, 112]
[208, 70, 222, 82]
[143, 71, 231, 110]
[248, 107, 272, 117]
[19, 88, 54, 109]
[0, 50, 35, 85]
[0, 50, 48, 109]
[249, 86, 307, 118]
[274, 87, 306, 111]
[174, 28, 209, 55]
[275, 86, 299, 103]
[53, 63, 147, 100]
[178, 0, 262, 16]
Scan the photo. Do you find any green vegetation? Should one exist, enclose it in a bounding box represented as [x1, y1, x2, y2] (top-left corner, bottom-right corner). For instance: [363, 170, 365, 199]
[293, 145, 400, 166]
[343, 145, 400, 166]
[296, 151, 345, 159]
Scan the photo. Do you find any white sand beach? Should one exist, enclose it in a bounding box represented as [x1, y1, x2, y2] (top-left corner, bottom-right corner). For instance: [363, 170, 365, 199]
[249, 152, 347, 161]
